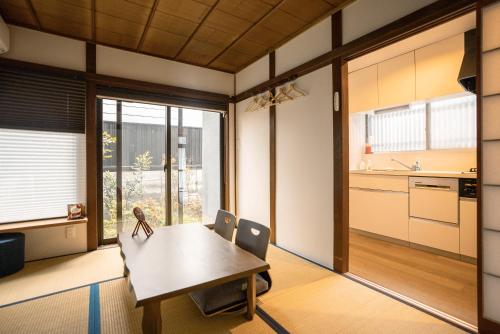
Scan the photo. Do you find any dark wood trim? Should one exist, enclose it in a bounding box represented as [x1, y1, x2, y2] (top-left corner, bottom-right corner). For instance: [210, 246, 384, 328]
[86, 42, 98, 250]
[233, 75, 238, 217]
[220, 111, 227, 211]
[332, 12, 349, 273]
[234, 0, 476, 103]
[269, 51, 276, 244]
[137, 0, 159, 51]
[116, 100, 123, 231]
[2, 22, 235, 74]
[25, 0, 41, 30]
[86, 42, 96, 74]
[86, 72, 230, 105]
[478, 1, 500, 332]
[207, 0, 286, 66]
[174, 0, 220, 59]
[476, 3, 484, 331]
[0, 57, 85, 79]
[166, 106, 172, 225]
[91, 0, 96, 42]
[86, 81, 98, 251]
[224, 109, 230, 211]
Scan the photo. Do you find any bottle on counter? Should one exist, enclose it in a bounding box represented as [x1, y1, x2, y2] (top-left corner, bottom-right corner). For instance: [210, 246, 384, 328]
[366, 159, 372, 171]
[359, 160, 366, 170]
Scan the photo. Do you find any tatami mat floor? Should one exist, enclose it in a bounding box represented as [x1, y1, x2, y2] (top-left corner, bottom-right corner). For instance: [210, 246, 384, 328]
[0, 241, 466, 333]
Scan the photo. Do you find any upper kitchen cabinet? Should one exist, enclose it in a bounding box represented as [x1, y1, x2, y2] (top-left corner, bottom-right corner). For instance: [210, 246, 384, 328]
[378, 52, 415, 108]
[415, 34, 465, 101]
[348, 64, 378, 113]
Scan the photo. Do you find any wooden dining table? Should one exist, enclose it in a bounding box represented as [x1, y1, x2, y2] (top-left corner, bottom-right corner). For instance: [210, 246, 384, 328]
[118, 223, 270, 334]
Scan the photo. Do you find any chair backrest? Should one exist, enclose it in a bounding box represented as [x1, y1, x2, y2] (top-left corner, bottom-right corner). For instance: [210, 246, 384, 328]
[214, 210, 236, 241]
[235, 219, 270, 260]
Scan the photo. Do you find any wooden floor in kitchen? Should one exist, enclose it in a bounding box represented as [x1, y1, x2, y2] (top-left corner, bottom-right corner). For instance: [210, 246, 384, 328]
[349, 230, 477, 326]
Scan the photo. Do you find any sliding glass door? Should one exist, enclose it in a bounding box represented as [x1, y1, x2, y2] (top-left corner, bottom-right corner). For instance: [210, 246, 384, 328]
[98, 98, 223, 243]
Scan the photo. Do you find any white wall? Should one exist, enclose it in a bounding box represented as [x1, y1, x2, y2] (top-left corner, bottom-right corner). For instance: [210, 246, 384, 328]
[2, 25, 85, 71]
[235, 55, 269, 95]
[276, 18, 332, 75]
[235, 99, 270, 227]
[96, 46, 233, 95]
[342, 0, 438, 44]
[276, 66, 334, 268]
[24, 223, 87, 261]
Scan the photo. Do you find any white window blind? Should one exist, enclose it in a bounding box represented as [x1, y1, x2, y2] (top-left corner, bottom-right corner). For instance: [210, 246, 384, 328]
[0, 129, 86, 224]
[429, 95, 476, 149]
[369, 104, 426, 153]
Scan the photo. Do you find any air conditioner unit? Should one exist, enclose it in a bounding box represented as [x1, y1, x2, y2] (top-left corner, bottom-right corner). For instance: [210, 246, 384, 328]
[0, 15, 10, 54]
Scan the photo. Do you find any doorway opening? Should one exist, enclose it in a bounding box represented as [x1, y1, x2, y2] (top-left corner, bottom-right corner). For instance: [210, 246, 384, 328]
[97, 97, 224, 244]
[346, 12, 478, 328]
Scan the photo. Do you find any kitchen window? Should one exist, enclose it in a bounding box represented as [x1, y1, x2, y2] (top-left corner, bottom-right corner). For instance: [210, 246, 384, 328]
[368, 94, 476, 153]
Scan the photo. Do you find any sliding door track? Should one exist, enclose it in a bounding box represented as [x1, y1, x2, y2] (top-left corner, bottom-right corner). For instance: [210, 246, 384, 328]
[343, 273, 477, 334]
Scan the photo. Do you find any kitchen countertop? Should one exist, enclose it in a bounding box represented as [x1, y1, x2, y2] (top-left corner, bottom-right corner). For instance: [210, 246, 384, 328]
[350, 169, 477, 179]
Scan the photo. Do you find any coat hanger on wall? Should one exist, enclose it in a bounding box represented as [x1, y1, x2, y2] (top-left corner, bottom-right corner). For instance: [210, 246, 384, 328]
[244, 82, 307, 112]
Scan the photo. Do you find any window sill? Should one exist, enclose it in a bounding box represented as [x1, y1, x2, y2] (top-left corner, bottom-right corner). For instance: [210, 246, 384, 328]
[0, 217, 88, 233]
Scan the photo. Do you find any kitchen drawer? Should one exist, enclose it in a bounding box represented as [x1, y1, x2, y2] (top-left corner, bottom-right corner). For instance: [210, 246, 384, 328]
[350, 188, 409, 241]
[409, 217, 459, 253]
[350, 174, 408, 192]
[409, 188, 458, 223]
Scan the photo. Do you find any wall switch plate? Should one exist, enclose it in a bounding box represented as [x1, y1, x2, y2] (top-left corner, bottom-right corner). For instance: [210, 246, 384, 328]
[66, 226, 76, 239]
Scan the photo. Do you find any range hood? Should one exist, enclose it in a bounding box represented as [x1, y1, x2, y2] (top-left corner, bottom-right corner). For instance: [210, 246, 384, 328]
[457, 29, 476, 94]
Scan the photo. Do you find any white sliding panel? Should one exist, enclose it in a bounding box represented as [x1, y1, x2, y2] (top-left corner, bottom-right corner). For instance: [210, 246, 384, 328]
[275, 66, 334, 269]
[481, 1, 500, 327]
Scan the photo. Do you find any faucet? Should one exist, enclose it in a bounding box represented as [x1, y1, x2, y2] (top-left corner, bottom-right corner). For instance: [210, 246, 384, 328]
[391, 158, 422, 171]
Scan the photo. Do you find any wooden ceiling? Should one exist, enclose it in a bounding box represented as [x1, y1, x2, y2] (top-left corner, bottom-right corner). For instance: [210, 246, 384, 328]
[0, 0, 350, 73]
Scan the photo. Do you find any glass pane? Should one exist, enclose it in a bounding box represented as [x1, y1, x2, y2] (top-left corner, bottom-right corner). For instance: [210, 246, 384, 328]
[171, 108, 221, 225]
[429, 94, 476, 149]
[102, 99, 117, 239]
[121, 101, 167, 233]
[368, 103, 426, 153]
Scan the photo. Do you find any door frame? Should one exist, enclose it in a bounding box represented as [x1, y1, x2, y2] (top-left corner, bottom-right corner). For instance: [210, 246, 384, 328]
[96, 96, 227, 244]
[333, 0, 489, 330]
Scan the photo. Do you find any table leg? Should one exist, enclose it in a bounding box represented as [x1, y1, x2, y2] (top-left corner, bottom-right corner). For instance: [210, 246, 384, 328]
[142, 301, 162, 334]
[246, 273, 256, 320]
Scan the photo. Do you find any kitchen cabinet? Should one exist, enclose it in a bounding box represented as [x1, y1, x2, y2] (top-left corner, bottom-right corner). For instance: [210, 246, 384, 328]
[348, 64, 378, 113]
[460, 198, 477, 258]
[350, 188, 409, 241]
[409, 217, 459, 253]
[415, 34, 465, 101]
[378, 52, 415, 108]
[350, 173, 408, 192]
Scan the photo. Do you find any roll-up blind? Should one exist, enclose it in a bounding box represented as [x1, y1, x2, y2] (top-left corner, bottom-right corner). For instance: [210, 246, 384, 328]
[0, 68, 86, 133]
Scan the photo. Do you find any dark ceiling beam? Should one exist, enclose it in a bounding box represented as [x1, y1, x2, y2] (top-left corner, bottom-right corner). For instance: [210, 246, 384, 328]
[206, 0, 287, 66]
[174, 0, 220, 59]
[25, 0, 41, 30]
[233, 0, 476, 102]
[137, 0, 159, 51]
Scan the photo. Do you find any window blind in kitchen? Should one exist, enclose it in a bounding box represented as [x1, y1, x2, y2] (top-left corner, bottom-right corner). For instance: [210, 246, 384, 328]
[429, 94, 476, 149]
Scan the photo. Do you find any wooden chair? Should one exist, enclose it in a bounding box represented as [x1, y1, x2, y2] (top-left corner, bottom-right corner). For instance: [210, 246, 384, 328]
[189, 219, 272, 316]
[213, 209, 236, 241]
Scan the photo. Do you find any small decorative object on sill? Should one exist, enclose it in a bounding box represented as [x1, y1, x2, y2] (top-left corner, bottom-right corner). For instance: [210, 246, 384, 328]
[132, 207, 154, 238]
[67, 204, 85, 220]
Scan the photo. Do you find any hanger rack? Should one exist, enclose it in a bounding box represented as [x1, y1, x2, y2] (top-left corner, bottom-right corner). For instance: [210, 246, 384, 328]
[245, 82, 307, 113]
